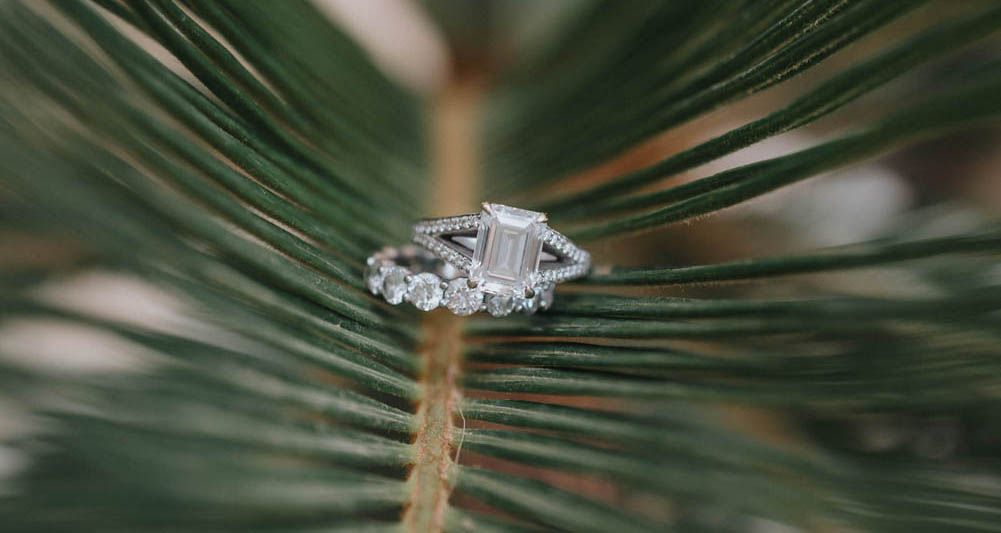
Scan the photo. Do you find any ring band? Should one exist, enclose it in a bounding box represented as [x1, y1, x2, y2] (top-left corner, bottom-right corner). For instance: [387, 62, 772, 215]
[364, 244, 555, 316]
[413, 203, 590, 288]
[365, 203, 588, 316]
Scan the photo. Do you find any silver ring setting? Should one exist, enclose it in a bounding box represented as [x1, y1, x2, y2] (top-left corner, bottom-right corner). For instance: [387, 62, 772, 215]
[364, 203, 589, 316]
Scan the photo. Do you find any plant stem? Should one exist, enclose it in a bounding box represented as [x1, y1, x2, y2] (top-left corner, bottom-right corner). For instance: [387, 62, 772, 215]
[402, 77, 480, 532]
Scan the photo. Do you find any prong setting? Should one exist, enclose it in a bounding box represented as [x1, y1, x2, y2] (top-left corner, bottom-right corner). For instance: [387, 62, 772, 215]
[376, 202, 588, 315]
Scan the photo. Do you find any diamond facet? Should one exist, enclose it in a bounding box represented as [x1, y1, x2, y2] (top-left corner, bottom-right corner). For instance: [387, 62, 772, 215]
[471, 203, 545, 297]
[486, 294, 516, 317]
[405, 272, 443, 311]
[365, 259, 384, 295]
[380, 266, 408, 305]
[443, 278, 483, 316]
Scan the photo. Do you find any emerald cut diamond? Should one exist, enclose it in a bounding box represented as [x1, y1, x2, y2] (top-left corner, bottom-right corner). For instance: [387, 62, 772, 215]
[408, 201, 590, 314]
[470, 203, 545, 297]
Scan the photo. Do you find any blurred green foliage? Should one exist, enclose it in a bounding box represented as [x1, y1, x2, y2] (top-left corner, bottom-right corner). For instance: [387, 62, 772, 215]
[2, 1, 1001, 531]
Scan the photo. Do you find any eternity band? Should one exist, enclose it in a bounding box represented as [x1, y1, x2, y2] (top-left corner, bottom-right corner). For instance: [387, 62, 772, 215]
[364, 245, 555, 316]
[365, 203, 589, 316]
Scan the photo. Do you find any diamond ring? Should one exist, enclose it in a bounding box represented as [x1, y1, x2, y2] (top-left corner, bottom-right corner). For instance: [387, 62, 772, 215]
[364, 204, 589, 316]
[364, 244, 556, 316]
[375, 202, 589, 316]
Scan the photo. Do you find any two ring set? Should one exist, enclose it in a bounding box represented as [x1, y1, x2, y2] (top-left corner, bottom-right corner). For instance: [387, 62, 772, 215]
[365, 203, 590, 316]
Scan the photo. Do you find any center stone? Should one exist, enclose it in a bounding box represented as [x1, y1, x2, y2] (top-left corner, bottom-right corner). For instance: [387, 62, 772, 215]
[470, 203, 545, 296]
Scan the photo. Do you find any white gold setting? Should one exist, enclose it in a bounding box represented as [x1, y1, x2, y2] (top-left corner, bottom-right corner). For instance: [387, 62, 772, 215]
[414, 203, 589, 283]
[366, 203, 586, 316]
[364, 246, 555, 315]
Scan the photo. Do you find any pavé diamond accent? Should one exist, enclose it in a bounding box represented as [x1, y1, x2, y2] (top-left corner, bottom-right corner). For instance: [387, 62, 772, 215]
[411, 233, 472, 271]
[443, 278, 483, 316]
[405, 272, 443, 311]
[380, 266, 408, 305]
[413, 214, 479, 236]
[538, 283, 554, 310]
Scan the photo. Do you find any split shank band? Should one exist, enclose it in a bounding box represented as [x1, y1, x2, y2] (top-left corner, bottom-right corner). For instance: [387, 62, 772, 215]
[364, 203, 590, 317]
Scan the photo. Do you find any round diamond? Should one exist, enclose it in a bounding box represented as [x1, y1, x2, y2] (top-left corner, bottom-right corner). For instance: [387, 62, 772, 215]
[443, 278, 483, 316]
[365, 259, 384, 295]
[517, 289, 540, 313]
[405, 272, 443, 311]
[486, 294, 515, 317]
[380, 266, 408, 305]
[516, 283, 554, 313]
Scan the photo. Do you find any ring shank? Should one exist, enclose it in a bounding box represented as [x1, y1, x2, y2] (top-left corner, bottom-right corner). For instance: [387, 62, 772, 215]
[412, 213, 590, 285]
[365, 244, 555, 316]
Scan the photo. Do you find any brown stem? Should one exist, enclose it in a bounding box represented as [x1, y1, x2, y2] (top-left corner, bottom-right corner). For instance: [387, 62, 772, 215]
[401, 77, 480, 532]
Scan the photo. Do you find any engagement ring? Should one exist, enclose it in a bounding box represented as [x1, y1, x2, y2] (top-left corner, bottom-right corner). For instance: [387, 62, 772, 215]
[365, 203, 590, 316]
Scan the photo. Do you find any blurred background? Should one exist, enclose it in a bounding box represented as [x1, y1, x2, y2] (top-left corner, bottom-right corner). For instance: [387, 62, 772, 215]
[3, 1, 1001, 531]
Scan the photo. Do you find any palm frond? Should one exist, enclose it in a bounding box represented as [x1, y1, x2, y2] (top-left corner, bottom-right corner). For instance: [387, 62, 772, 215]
[2, 1, 1001, 532]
